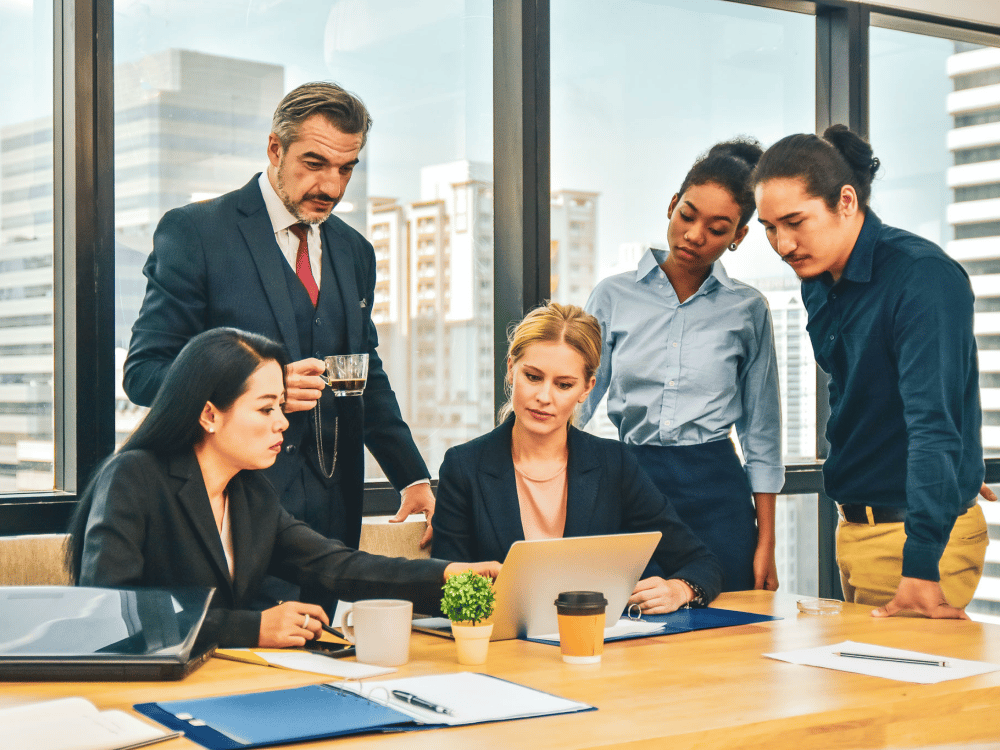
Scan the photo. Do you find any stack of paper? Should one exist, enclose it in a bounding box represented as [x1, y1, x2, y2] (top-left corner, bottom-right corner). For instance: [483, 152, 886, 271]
[0, 697, 176, 750]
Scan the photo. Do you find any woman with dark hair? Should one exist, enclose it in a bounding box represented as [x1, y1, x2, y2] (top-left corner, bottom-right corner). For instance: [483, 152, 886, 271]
[433, 303, 722, 614]
[69, 327, 498, 648]
[753, 125, 992, 619]
[580, 139, 783, 593]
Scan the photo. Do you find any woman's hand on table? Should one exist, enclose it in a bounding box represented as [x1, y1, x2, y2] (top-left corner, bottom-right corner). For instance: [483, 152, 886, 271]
[259, 601, 329, 648]
[627, 577, 693, 615]
[443, 561, 501, 581]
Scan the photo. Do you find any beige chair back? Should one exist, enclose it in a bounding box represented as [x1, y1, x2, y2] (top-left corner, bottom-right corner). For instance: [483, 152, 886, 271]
[0, 533, 72, 586]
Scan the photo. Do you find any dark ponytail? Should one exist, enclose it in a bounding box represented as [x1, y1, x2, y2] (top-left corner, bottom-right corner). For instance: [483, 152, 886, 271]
[751, 124, 880, 211]
[678, 137, 764, 228]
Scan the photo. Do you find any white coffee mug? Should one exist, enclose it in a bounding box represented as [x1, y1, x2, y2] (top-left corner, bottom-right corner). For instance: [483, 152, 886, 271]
[340, 599, 413, 666]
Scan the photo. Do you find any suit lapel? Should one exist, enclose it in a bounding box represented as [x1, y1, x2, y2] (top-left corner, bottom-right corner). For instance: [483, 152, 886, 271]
[170, 454, 235, 598]
[227, 475, 254, 603]
[563, 426, 601, 537]
[321, 220, 363, 353]
[237, 177, 302, 361]
[479, 420, 526, 555]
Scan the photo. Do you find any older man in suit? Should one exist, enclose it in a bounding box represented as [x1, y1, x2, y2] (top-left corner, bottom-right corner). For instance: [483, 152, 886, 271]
[124, 83, 434, 592]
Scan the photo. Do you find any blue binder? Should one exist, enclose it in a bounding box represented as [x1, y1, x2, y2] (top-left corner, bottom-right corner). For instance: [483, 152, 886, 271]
[135, 673, 595, 749]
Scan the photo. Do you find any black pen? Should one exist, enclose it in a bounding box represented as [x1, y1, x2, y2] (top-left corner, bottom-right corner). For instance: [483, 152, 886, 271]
[321, 622, 345, 639]
[835, 651, 950, 667]
[391, 690, 454, 716]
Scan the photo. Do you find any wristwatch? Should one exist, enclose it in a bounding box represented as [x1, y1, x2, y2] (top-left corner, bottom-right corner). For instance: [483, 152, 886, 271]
[678, 579, 707, 608]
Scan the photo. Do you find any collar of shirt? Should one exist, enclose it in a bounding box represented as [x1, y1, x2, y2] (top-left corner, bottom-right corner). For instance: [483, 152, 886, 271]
[637, 245, 734, 301]
[818, 209, 883, 288]
[257, 171, 322, 287]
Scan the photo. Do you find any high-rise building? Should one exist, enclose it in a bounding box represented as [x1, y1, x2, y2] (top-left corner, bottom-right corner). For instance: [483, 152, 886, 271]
[0, 49, 320, 488]
[367, 161, 598, 480]
[947, 42, 1000, 622]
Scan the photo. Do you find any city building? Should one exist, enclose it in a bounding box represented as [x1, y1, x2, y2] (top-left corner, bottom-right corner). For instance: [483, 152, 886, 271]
[366, 161, 598, 480]
[947, 42, 1000, 621]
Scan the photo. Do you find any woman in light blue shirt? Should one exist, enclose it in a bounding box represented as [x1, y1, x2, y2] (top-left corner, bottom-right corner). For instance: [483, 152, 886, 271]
[582, 139, 784, 592]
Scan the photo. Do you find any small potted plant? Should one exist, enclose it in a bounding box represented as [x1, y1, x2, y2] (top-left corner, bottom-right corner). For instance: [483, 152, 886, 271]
[441, 570, 496, 665]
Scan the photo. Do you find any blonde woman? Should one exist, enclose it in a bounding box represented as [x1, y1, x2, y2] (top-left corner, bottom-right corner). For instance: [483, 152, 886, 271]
[432, 303, 722, 614]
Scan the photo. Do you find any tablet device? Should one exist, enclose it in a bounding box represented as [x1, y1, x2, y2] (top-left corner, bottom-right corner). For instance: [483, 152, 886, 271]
[0, 585, 215, 681]
[414, 531, 660, 641]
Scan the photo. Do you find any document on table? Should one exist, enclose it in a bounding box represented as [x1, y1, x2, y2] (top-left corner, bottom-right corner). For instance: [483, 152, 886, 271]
[216, 648, 396, 678]
[336, 671, 594, 726]
[764, 640, 1000, 684]
[0, 697, 178, 750]
[531, 619, 665, 643]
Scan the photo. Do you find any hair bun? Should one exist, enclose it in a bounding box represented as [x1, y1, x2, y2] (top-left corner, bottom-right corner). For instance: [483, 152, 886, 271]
[823, 124, 878, 180]
[708, 137, 764, 170]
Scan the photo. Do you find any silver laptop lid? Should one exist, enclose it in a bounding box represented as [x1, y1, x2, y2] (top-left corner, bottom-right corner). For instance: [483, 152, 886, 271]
[490, 531, 661, 640]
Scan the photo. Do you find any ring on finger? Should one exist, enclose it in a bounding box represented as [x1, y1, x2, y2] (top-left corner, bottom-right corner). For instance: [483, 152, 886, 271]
[302, 613, 311, 629]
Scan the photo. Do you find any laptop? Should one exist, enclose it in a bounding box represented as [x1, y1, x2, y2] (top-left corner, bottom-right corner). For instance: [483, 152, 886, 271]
[0, 585, 216, 681]
[414, 531, 661, 641]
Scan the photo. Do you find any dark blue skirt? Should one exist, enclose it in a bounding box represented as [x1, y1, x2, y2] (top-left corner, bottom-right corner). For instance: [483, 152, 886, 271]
[629, 439, 756, 592]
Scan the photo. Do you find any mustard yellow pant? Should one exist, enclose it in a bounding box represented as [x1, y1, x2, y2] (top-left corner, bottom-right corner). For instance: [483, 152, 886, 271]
[836, 502, 988, 608]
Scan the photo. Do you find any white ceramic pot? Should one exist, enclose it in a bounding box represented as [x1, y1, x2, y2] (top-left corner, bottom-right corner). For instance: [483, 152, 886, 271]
[450, 621, 494, 665]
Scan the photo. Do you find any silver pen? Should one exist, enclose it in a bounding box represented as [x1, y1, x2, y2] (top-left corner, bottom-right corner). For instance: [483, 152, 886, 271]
[835, 651, 950, 667]
[391, 690, 454, 715]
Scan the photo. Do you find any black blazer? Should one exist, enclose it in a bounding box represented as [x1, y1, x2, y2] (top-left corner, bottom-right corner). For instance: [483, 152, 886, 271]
[78, 450, 449, 648]
[122, 176, 428, 546]
[432, 419, 723, 603]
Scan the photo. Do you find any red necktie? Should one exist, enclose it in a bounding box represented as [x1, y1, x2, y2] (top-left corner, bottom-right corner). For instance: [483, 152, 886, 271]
[289, 223, 319, 306]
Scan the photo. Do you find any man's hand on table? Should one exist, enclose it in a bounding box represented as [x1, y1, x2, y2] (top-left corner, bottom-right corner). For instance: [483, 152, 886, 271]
[871, 576, 970, 620]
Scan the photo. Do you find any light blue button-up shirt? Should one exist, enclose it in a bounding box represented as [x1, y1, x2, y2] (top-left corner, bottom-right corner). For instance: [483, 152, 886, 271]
[581, 247, 785, 493]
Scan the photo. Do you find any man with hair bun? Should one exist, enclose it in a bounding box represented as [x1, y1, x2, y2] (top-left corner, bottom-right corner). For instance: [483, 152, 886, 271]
[753, 124, 994, 620]
[124, 82, 435, 606]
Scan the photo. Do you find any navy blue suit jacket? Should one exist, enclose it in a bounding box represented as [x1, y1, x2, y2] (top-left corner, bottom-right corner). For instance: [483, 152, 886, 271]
[123, 176, 428, 547]
[432, 419, 723, 603]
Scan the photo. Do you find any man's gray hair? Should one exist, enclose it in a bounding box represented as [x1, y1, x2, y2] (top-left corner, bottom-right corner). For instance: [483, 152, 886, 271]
[271, 81, 373, 150]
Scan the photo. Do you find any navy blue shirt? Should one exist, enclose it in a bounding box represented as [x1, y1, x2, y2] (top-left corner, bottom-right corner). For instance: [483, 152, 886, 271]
[801, 211, 984, 581]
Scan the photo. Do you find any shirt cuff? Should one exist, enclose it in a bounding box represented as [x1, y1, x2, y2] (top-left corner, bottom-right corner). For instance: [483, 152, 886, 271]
[402, 478, 431, 491]
[744, 464, 786, 494]
[901, 538, 946, 581]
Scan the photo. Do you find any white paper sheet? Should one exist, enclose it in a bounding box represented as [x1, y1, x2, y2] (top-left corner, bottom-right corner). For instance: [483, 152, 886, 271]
[256, 650, 396, 679]
[764, 640, 1000, 684]
[0, 698, 174, 750]
[336, 671, 592, 725]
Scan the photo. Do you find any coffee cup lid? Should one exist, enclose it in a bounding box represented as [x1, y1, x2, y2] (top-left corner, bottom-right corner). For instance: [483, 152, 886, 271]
[554, 591, 608, 614]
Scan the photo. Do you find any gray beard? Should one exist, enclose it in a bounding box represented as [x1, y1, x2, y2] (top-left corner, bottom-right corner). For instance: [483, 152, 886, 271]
[276, 163, 332, 225]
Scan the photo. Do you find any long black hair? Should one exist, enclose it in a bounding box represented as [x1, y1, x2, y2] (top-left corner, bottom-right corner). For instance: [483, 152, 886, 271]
[67, 327, 289, 579]
[677, 137, 764, 229]
[751, 124, 880, 211]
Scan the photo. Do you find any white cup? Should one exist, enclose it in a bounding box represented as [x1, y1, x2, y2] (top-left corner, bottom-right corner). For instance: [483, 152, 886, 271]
[340, 599, 412, 666]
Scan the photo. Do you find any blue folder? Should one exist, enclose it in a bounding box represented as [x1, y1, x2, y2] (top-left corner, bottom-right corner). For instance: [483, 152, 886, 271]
[525, 606, 781, 646]
[135, 674, 595, 749]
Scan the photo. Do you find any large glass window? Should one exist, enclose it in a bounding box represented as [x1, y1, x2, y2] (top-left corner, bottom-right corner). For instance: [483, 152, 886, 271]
[552, 0, 817, 594]
[0, 0, 54, 493]
[871, 27, 1000, 622]
[112, 0, 494, 482]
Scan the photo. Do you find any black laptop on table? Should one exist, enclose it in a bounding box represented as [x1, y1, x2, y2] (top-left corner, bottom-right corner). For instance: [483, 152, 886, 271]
[0, 585, 215, 681]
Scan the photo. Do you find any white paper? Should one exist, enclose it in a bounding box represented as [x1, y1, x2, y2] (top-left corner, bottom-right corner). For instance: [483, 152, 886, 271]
[256, 650, 396, 679]
[764, 640, 1000, 684]
[532, 617, 665, 643]
[0, 698, 171, 750]
[337, 671, 591, 725]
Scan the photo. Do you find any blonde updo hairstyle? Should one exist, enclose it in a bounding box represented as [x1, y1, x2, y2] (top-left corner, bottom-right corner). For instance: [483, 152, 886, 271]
[497, 302, 603, 426]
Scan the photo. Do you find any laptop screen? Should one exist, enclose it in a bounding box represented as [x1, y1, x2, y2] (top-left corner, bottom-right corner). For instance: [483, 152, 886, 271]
[0, 586, 212, 658]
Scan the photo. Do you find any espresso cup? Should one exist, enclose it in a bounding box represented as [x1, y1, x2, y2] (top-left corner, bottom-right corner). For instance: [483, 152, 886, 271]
[340, 599, 412, 666]
[324, 353, 369, 397]
[554, 591, 607, 664]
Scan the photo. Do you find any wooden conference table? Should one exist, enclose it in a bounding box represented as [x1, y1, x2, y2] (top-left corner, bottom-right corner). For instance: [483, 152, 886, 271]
[3, 591, 1000, 750]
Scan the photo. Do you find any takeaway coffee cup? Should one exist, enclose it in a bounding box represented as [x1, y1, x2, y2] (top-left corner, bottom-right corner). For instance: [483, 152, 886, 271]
[340, 599, 412, 666]
[554, 591, 608, 664]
